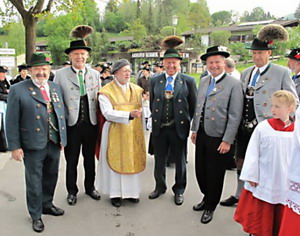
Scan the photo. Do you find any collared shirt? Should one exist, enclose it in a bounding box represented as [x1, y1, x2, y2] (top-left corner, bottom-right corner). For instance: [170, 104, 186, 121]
[249, 63, 269, 86]
[213, 71, 226, 82]
[114, 78, 130, 92]
[32, 79, 50, 99]
[165, 72, 178, 88]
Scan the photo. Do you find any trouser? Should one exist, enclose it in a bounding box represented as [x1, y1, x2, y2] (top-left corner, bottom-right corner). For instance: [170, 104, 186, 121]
[65, 122, 98, 195]
[152, 127, 187, 194]
[23, 142, 60, 220]
[195, 128, 228, 211]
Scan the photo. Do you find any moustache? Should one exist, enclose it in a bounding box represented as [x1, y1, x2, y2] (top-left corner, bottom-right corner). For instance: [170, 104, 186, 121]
[35, 73, 47, 77]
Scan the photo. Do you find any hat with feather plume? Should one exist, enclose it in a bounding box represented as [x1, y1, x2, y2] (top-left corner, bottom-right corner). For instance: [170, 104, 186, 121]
[246, 24, 289, 50]
[161, 36, 184, 60]
[65, 25, 93, 54]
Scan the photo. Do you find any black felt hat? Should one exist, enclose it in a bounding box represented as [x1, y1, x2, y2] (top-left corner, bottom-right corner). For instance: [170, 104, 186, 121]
[200, 46, 230, 61]
[285, 48, 300, 61]
[0, 66, 6, 73]
[65, 25, 93, 54]
[245, 38, 275, 50]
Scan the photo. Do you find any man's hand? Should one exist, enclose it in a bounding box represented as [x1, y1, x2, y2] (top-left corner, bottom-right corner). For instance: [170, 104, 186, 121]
[217, 141, 231, 154]
[130, 108, 142, 118]
[11, 149, 24, 161]
[191, 132, 197, 145]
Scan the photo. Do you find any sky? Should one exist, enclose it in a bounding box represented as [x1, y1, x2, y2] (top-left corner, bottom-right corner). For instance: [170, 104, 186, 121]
[204, 0, 299, 17]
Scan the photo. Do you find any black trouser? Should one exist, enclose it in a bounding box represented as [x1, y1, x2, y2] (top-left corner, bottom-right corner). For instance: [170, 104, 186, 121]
[23, 142, 60, 220]
[195, 128, 228, 211]
[152, 127, 187, 194]
[65, 122, 98, 195]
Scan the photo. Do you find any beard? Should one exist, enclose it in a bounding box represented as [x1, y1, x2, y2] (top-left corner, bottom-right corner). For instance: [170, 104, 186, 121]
[32, 73, 48, 85]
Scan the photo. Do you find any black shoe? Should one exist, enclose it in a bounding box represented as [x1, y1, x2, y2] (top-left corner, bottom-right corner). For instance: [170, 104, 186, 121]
[42, 206, 64, 216]
[201, 210, 214, 224]
[148, 190, 165, 199]
[174, 194, 184, 205]
[111, 198, 122, 207]
[193, 201, 205, 211]
[220, 195, 239, 206]
[126, 198, 140, 203]
[86, 189, 101, 201]
[32, 219, 44, 233]
[67, 194, 77, 206]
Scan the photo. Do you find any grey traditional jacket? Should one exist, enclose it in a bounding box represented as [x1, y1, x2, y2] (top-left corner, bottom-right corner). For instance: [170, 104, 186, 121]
[191, 73, 243, 144]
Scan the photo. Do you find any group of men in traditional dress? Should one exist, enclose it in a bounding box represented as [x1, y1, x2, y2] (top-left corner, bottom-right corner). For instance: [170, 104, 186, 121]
[4, 23, 300, 235]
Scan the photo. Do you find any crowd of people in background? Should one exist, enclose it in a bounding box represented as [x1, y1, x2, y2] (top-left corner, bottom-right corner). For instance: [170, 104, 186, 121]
[1, 23, 300, 236]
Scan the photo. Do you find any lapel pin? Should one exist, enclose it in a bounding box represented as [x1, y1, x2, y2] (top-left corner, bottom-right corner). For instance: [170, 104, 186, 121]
[213, 88, 217, 92]
[29, 87, 33, 91]
[32, 91, 36, 96]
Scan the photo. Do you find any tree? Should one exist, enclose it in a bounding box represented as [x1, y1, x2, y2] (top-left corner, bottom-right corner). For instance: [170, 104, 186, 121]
[124, 18, 147, 41]
[295, 2, 300, 19]
[240, 7, 275, 22]
[44, 13, 83, 65]
[103, 11, 127, 33]
[2, 0, 82, 63]
[188, 0, 211, 31]
[160, 26, 174, 36]
[5, 22, 25, 56]
[210, 30, 231, 46]
[211, 11, 232, 26]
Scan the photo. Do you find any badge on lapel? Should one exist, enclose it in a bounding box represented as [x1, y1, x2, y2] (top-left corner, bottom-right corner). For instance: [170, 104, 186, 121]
[51, 92, 60, 103]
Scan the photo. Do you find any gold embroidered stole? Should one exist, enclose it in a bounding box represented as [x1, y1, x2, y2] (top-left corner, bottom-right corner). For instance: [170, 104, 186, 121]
[100, 81, 146, 174]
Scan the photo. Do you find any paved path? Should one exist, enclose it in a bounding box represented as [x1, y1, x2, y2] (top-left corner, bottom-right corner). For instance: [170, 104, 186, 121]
[0, 137, 246, 236]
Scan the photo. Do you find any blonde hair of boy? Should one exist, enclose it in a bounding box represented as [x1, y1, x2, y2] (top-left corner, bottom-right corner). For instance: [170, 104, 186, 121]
[272, 90, 297, 112]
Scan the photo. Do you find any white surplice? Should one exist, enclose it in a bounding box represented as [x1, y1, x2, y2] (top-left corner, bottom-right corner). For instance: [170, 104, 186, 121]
[287, 107, 300, 214]
[95, 81, 141, 199]
[240, 120, 294, 204]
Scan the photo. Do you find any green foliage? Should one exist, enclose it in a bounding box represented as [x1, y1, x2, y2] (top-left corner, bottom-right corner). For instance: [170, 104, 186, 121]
[210, 30, 231, 46]
[103, 11, 127, 33]
[160, 26, 174, 36]
[188, 1, 211, 30]
[184, 33, 205, 54]
[5, 22, 25, 56]
[124, 18, 147, 41]
[212, 11, 232, 26]
[44, 13, 83, 65]
[228, 42, 250, 61]
[141, 35, 163, 50]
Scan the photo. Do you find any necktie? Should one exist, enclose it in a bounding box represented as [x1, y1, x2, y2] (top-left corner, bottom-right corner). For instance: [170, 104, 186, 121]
[165, 76, 173, 91]
[206, 77, 216, 97]
[251, 69, 260, 87]
[293, 75, 297, 81]
[40, 85, 50, 102]
[78, 70, 85, 96]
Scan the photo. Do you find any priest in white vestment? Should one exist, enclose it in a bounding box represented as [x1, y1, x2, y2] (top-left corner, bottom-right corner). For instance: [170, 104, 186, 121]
[95, 59, 146, 207]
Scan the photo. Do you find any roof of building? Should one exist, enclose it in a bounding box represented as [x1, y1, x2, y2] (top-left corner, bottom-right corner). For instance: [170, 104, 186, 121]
[182, 19, 300, 36]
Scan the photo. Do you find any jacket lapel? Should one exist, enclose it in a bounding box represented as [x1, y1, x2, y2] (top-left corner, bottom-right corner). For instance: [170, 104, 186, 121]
[28, 80, 47, 104]
[173, 74, 183, 100]
[157, 74, 166, 100]
[67, 67, 79, 87]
